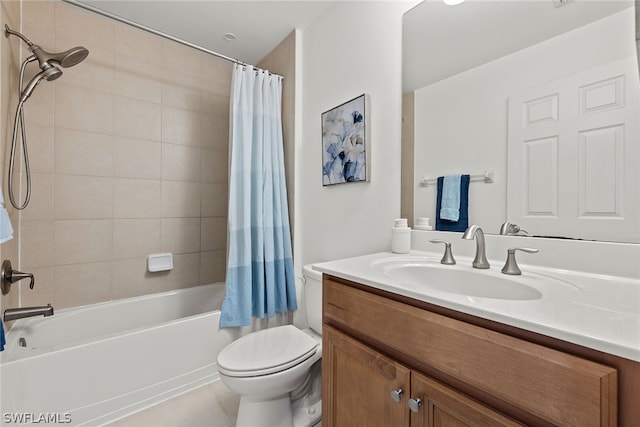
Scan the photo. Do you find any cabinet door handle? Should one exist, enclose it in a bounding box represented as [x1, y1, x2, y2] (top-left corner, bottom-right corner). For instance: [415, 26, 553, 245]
[390, 388, 404, 403]
[408, 397, 423, 413]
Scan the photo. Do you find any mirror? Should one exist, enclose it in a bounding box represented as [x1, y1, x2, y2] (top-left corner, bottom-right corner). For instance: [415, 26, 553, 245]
[403, 0, 639, 243]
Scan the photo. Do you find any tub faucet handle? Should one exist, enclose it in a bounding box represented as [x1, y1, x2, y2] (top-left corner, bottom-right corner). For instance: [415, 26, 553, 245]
[1, 260, 35, 295]
[429, 240, 456, 265]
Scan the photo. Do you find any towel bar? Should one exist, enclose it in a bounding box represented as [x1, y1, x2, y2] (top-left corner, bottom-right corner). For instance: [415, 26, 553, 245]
[420, 170, 494, 187]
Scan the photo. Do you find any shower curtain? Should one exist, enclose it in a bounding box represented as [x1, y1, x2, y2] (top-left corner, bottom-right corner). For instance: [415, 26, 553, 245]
[220, 64, 297, 328]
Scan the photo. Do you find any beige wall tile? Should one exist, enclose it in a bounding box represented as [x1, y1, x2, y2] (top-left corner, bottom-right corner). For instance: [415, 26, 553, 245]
[162, 143, 201, 182]
[161, 181, 200, 218]
[201, 217, 227, 252]
[200, 56, 232, 98]
[201, 183, 228, 217]
[161, 217, 201, 254]
[200, 147, 228, 184]
[54, 175, 113, 220]
[55, 128, 113, 176]
[54, 1, 114, 54]
[21, 1, 55, 48]
[55, 82, 114, 134]
[200, 250, 226, 285]
[27, 125, 54, 173]
[61, 50, 115, 94]
[200, 112, 229, 150]
[113, 178, 161, 219]
[162, 252, 200, 291]
[114, 55, 162, 104]
[114, 137, 161, 179]
[201, 92, 229, 118]
[161, 72, 201, 111]
[114, 25, 162, 66]
[162, 40, 201, 78]
[21, 220, 54, 268]
[20, 173, 54, 221]
[112, 257, 166, 300]
[161, 106, 201, 146]
[114, 95, 161, 141]
[54, 219, 113, 265]
[21, 79, 54, 127]
[53, 261, 112, 309]
[113, 218, 161, 259]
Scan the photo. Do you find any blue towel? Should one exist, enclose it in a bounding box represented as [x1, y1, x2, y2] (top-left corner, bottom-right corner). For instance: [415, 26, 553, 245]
[1, 318, 6, 352]
[440, 175, 461, 221]
[0, 191, 14, 244]
[435, 174, 470, 232]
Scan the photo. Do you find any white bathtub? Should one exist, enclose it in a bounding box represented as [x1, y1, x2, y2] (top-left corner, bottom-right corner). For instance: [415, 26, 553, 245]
[0, 284, 240, 426]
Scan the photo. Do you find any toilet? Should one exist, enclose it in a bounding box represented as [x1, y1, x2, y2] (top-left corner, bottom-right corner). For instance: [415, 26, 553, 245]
[217, 265, 323, 427]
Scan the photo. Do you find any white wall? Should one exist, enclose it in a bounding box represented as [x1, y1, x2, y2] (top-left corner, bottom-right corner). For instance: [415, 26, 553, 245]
[413, 8, 637, 235]
[297, 1, 417, 268]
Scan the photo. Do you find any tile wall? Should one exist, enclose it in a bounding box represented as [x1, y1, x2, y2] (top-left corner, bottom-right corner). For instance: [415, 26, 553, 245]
[1, 0, 21, 314]
[6, 0, 232, 310]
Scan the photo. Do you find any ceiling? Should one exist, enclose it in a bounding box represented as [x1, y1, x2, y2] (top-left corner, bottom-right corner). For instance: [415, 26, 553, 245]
[403, 0, 634, 92]
[71, 0, 633, 88]
[75, 0, 337, 65]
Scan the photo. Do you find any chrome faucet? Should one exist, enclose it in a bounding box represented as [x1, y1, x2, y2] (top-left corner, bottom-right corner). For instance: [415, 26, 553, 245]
[4, 304, 53, 322]
[462, 225, 490, 269]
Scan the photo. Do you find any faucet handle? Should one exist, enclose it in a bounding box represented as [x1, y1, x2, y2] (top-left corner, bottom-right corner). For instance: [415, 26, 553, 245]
[1, 260, 35, 295]
[500, 222, 528, 236]
[501, 247, 539, 275]
[429, 240, 456, 265]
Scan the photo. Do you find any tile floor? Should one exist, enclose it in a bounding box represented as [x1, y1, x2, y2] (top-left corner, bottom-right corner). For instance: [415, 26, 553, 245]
[107, 381, 240, 427]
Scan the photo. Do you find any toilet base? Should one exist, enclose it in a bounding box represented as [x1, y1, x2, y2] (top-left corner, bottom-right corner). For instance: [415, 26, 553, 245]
[236, 395, 293, 427]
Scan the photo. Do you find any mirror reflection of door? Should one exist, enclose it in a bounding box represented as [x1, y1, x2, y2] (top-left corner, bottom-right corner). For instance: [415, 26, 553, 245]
[403, 0, 639, 243]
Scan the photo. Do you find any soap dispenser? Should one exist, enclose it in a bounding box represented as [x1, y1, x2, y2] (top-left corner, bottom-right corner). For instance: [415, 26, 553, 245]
[391, 218, 411, 254]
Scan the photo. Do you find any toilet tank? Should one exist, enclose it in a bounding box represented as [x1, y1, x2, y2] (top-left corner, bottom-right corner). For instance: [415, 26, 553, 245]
[302, 265, 323, 335]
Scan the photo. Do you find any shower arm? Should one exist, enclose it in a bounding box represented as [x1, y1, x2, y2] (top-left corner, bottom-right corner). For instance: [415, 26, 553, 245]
[4, 24, 34, 47]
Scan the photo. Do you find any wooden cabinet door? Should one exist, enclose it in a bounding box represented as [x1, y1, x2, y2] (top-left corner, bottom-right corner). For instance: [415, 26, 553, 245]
[323, 325, 411, 427]
[409, 371, 524, 427]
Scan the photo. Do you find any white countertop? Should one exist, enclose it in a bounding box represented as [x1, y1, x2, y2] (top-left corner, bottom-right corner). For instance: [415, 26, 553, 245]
[314, 250, 640, 362]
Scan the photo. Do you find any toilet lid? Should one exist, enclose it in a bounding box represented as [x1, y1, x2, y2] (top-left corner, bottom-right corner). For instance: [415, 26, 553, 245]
[218, 325, 319, 377]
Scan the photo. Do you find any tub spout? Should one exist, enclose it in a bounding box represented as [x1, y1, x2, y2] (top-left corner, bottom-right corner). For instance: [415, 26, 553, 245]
[4, 304, 53, 322]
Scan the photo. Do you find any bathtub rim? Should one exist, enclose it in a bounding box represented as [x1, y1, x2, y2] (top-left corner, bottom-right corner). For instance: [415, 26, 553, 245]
[1, 282, 225, 364]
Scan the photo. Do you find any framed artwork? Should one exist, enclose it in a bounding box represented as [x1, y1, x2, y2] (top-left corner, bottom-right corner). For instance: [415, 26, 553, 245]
[321, 94, 368, 186]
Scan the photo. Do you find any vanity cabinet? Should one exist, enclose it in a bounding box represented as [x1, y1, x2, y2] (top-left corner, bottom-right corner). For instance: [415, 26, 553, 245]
[324, 325, 522, 427]
[322, 275, 618, 426]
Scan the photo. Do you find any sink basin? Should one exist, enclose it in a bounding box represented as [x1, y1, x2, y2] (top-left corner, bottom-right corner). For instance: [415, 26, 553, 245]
[372, 257, 543, 300]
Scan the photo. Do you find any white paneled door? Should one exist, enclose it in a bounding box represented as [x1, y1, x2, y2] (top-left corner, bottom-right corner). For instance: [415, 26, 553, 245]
[507, 57, 639, 242]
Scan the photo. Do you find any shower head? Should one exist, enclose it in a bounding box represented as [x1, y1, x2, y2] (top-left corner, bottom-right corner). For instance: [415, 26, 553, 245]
[4, 25, 89, 102]
[31, 44, 89, 69]
[4, 25, 89, 70]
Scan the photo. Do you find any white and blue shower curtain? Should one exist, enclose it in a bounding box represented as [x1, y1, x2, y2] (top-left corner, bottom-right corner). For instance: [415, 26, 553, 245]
[220, 64, 297, 327]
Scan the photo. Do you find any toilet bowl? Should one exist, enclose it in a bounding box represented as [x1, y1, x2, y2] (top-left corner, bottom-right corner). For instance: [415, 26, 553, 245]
[217, 265, 323, 427]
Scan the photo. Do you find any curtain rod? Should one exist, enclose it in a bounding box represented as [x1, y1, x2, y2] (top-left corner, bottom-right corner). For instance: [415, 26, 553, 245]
[61, 0, 283, 79]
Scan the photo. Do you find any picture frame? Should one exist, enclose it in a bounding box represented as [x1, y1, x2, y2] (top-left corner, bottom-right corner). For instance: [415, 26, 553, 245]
[321, 94, 369, 186]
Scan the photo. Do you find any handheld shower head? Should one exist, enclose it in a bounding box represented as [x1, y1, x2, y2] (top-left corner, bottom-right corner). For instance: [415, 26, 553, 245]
[20, 66, 63, 102]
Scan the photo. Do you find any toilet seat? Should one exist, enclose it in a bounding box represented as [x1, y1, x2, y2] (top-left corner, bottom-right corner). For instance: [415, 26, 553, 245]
[218, 325, 319, 378]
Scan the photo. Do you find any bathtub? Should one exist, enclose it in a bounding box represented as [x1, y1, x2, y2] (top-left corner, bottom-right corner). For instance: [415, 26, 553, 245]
[0, 283, 240, 426]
